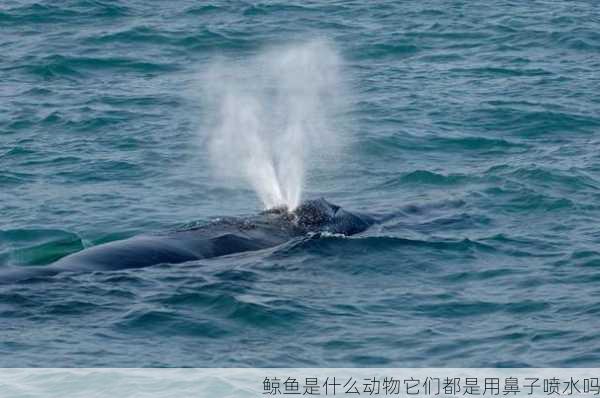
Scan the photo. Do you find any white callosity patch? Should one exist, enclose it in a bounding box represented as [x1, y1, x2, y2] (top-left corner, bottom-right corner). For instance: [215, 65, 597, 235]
[201, 40, 344, 210]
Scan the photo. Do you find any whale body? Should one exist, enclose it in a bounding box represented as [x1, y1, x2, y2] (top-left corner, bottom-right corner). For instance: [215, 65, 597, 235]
[1, 198, 373, 283]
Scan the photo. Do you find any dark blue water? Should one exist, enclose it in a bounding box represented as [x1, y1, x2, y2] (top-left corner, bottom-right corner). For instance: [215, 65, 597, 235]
[1, 0, 600, 367]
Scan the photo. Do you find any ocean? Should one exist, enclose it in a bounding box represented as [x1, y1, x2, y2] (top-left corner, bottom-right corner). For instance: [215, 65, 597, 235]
[1, 0, 599, 367]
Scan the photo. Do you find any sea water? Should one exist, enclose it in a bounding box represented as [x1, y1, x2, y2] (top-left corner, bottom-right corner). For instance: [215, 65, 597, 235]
[1, 0, 599, 367]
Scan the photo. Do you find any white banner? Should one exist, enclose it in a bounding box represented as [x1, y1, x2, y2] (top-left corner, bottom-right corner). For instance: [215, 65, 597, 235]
[1, 368, 599, 398]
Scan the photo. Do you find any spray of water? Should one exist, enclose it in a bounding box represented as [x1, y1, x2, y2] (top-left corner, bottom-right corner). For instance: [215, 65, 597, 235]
[201, 40, 344, 210]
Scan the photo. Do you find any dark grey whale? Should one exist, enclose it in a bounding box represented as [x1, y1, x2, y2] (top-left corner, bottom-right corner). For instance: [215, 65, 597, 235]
[1, 199, 373, 283]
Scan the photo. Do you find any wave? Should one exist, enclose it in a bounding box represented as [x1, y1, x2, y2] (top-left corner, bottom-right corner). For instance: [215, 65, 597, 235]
[83, 26, 240, 51]
[243, 3, 322, 16]
[448, 66, 551, 77]
[466, 108, 600, 137]
[485, 165, 600, 192]
[271, 234, 497, 258]
[414, 299, 549, 318]
[383, 170, 469, 186]
[115, 309, 230, 337]
[12, 54, 176, 80]
[355, 43, 419, 60]
[429, 136, 528, 152]
[183, 4, 223, 16]
[356, 134, 528, 158]
[0, 1, 130, 24]
[0, 228, 83, 266]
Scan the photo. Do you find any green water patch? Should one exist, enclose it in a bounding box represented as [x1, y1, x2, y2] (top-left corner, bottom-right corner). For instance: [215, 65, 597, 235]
[0, 229, 84, 266]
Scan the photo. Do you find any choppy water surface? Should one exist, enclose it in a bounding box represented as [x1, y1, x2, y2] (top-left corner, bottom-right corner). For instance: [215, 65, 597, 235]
[1, 1, 600, 366]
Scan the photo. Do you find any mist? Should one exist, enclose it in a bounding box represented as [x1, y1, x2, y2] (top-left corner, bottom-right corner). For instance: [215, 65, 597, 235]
[200, 39, 345, 210]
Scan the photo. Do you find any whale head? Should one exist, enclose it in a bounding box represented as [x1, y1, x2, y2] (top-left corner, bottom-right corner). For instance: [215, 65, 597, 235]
[291, 198, 374, 235]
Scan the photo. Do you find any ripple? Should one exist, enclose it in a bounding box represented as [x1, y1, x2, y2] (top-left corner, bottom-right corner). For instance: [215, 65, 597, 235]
[20, 55, 176, 80]
[357, 43, 419, 60]
[277, 235, 497, 257]
[115, 308, 230, 338]
[1, 1, 129, 24]
[468, 108, 600, 137]
[386, 170, 469, 186]
[414, 300, 548, 318]
[449, 66, 552, 77]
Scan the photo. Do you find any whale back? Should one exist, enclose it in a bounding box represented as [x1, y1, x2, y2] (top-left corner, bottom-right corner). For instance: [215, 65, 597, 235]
[0, 198, 374, 283]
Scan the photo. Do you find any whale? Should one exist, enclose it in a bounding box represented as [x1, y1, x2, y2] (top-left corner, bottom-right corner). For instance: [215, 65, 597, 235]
[0, 198, 374, 283]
